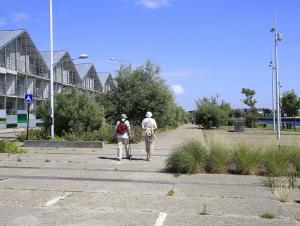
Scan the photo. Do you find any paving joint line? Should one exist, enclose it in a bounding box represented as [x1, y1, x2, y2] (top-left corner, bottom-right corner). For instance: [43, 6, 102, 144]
[0, 174, 263, 187]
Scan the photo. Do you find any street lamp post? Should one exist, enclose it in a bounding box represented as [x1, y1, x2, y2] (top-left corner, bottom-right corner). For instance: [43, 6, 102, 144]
[49, 54, 89, 139]
[268, 60, 276, 133]
[49, 0, 88, 139]
[270, 23, 283, 139]
[49, 0, 54, 139]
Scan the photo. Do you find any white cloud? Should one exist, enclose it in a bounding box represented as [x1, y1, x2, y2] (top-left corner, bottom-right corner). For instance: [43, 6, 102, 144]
[13, 12, 29, 22]
[163, 69, 210, 78]
[0, 18, 6, 26]
[172, 84, 184, 96]
[137, 0, 171, 9]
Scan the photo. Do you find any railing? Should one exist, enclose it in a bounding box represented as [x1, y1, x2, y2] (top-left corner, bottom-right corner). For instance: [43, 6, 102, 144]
[0, 82, 49, 99]
[1, 62, 105, 93]
[0, 60, 49, 79]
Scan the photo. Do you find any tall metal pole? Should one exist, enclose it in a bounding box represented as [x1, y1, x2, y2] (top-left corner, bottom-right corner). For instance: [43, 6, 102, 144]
[49, 0, 54, 139]
[271, 22, 282, 139]
[275, 30, 280, 139]
[272, 65, 276, 133]
[269, 58, 276, 133]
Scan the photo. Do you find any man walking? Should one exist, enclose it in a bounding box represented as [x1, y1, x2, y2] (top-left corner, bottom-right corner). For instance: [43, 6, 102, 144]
[115, 114, 131, 161]
[142, 111, 157, 161]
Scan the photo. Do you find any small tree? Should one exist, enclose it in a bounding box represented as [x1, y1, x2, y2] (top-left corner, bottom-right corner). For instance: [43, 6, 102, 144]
[36, 89, 105, 136]
[195, 96, 229, 129]
[107, 60, 186, 128]
[281, 90, 300, 124]
[241, 88, 257, 128]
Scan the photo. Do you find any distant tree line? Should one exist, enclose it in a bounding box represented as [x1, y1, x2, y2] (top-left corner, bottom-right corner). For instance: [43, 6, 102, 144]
[194, 88, 300, 129]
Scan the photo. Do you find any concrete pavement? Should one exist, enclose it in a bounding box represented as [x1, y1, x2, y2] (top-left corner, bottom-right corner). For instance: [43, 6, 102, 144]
[0, 124, 299, 225]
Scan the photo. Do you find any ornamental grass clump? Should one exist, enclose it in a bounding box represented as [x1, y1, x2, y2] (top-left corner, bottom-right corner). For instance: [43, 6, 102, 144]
[231, 143, 261, 175]
[283, 145, 300, 175]
[207, 141, 231, 173]
[0, 140, 26, 154]
[262, 145, 290, 176]
[166, 139, 207, 174]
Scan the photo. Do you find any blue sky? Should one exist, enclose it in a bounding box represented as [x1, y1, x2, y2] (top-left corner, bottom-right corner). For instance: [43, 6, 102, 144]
[1, 0, 300, 110]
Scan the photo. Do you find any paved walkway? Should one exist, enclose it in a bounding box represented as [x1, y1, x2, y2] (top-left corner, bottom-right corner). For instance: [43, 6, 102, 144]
[0, 124, 299, 225]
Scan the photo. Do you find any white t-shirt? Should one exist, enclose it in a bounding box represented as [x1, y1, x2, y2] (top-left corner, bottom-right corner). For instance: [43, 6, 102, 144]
[115, 119, 131, 139]
[142, 118, 157, 130]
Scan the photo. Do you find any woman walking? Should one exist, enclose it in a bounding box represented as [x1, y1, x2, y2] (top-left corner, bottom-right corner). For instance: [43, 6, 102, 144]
[142, 111, 157, 161]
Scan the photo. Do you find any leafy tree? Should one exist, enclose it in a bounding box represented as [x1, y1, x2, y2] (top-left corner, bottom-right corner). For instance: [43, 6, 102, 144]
[195, 96, 229, 129]
[281, 90, 300, 122]
[262, 108, 272, 117]
[241, 88, 257, 128]
[94, 92, 116, 124]
[36, 89, 105, 136]
[107, 60, 186, 128]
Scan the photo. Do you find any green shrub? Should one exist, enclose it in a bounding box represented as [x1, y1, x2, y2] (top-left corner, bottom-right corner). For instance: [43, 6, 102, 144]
[130, 125, 144, 144]
[260, 212, 275, 219]
[0, 140, 26, 154]
[284, 145, 300, 174]
[231, 143, 261, 175]
[244, 113, 257, 128]
[207, 141, 231, 173]
[166, 139, 207, 174]
[227, 118, 235, 126]
[262, 146, 290, 176]
[99, 123, 115, 143]
[36, 90, 105, 136]
[17, 129, 50, 141]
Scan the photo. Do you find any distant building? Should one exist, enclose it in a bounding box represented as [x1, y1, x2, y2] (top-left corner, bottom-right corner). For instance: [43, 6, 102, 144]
[0, 29, 115, 128]
[75, 63, 102, 92]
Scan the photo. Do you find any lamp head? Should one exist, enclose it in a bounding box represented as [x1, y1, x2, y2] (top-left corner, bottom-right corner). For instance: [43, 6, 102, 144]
[78, 53, 89, 59]
[277, 33, 283, 41]
[270, 27, 276, 33]
[268, 61, 273, 67]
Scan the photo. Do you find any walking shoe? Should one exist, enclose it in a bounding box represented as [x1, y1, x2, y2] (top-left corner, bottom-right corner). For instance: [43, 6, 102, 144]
[116, 158, 121, 161]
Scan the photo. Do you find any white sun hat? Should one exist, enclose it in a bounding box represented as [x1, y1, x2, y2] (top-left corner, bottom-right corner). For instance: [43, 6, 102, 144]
[145, 111, 153, 118]
[121, 114, 128, 119]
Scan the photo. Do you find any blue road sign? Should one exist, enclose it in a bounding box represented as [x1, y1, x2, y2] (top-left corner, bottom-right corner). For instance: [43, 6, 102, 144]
[24, 94, 33, 103]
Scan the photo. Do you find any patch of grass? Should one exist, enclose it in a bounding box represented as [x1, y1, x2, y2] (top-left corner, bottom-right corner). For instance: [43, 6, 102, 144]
[263, 176, 279, 189]
[0, 140, 26, 154]
[275, 189, 291, 203]
[207, 141, 230, 173]
[262, 145, 289, 176]
[166, 188, 175, 196]
[17, 129, 50, 141]
[45, 159, 51, 162]
[166, 139, 207, 174]
[231, 143, 261, 175]
[199, 203, 208, 215]
[260, 212, 275, 219]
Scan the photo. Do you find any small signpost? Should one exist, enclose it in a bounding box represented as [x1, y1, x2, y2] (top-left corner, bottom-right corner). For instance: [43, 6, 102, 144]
[24, 94, 33, 140]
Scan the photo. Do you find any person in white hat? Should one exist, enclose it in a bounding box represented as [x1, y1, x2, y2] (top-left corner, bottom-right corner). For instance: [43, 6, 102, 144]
[142, 111, 157, 161]
[115, 113, 131, 161]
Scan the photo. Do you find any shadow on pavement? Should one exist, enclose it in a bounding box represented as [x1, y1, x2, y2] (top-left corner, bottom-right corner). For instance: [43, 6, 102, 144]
[98, 156, 145, 161]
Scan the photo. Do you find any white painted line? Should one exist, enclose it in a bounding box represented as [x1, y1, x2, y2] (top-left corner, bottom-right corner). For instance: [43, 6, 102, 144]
[46, 192, 71, 207]
[154, 212, 167, 226]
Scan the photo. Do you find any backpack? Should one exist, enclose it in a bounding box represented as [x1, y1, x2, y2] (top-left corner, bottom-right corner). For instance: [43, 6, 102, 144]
[116, 120, 127, 134]
[145, 120, 156, 142]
